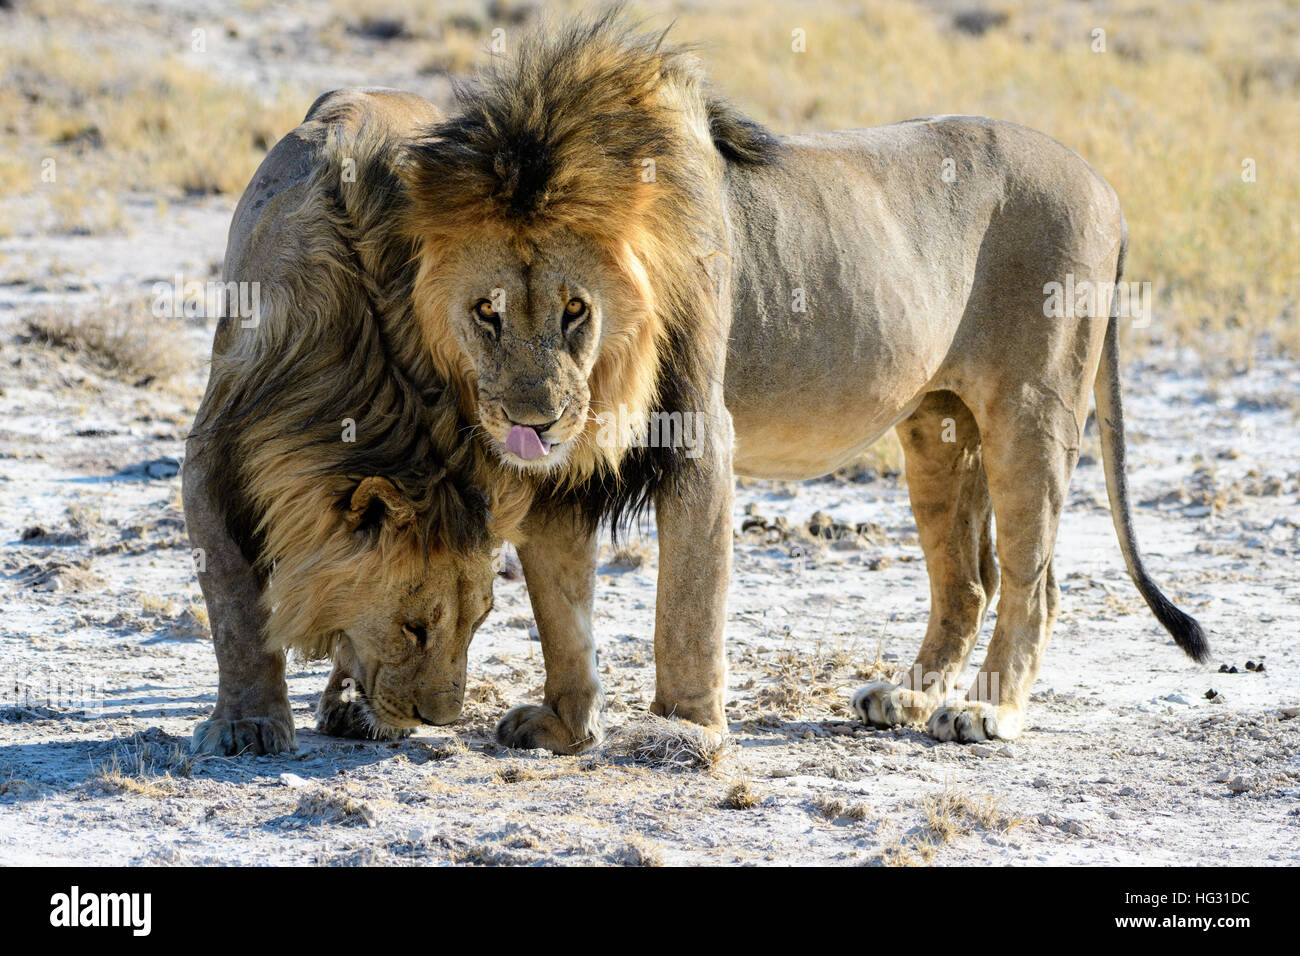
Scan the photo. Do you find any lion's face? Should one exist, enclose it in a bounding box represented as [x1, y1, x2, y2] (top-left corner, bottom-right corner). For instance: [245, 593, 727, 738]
[438, 230, 638, 473]
[267, 476, 496, 735]
[330, 547, 495, 732]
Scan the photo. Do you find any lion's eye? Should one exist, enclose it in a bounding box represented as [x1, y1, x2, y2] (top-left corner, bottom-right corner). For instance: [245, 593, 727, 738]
[472, 299, 500, 335]
[403, 624, 429, 649]
[562, 297, 587, 333]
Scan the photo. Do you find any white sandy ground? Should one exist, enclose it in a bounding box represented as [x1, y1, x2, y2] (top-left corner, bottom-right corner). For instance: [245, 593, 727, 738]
[1, 192, 1298, 866]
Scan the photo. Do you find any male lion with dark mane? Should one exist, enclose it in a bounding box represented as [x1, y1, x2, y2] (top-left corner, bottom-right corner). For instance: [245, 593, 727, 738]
[395, 12, 1207, 751]
[184, 91, 521, 755]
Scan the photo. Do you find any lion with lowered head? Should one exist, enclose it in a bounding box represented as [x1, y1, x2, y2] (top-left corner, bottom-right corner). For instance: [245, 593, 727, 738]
[394, 13, 1207, 751]
[184, 90, 523, 756]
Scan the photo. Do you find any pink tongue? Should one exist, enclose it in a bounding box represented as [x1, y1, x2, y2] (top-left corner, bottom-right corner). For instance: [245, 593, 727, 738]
[505, 425, 550, 461]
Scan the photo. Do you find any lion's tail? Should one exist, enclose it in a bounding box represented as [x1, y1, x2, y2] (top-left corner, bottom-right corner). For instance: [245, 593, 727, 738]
[1093, 222, 1210, 663]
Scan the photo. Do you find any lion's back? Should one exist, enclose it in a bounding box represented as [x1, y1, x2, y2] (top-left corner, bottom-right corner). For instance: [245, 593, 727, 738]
[217, 89, 440, 355]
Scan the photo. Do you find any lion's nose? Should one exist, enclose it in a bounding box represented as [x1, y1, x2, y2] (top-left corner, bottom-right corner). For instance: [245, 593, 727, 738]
[503, 406, 564, 436]
[415, 689, 463, 726]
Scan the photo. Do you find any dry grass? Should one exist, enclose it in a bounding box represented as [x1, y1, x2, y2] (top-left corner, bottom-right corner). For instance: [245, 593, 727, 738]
[292, 790, 376, 827]
[601, 715, 731, 772]
[139, 593, 179, 617]
[756, 642, 858, 719]
[0, 775, 41, 799]
[810, 793, 873, 822]
[22, 301, 189, 387]
[430, 735, 471, 761]
[467, 679, 507, 707]
[0, 13, 306, 203]
[876, 785, 1025, 864]
[93, 741, 193, 797]
[497, 762, 548, 784]
[922, 786, 1026, 841]
[878, 839, 939, 867]
[722, 778, 758, 809]
[184, 596, 210, 634]
[610, 836, 664, 867]
[853, 642, 895, 684]
[46, 187, 127, 235]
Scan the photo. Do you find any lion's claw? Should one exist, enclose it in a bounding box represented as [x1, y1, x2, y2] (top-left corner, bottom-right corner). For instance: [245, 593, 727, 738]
[191, 714, 295, 756]
[851, 681, 934, 727]
[927, 701, 1022, 743]
[496, 702, 603, 755]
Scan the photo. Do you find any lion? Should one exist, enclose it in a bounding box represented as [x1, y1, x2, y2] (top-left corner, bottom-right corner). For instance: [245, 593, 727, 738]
[184, 89, 524, 756]
[392, 13, 1208, 751]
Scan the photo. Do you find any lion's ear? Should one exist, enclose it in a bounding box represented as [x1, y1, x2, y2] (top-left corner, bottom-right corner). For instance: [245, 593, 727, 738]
[344, 476, 416, 535]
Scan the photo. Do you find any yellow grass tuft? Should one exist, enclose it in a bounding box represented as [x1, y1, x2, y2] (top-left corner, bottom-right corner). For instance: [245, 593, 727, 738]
[22, 300, 189, 387]
[610, 836, 664, 867]
[756, 643, 858, 719]
[93, 743, 192, 797]
[602, 715, 731, 772]
[722, 778, 759, 809]
[875, 785, 1025, 864]
[810, 793, 873, 822]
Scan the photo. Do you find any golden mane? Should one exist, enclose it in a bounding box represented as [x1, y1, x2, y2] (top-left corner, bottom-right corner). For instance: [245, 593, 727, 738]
[198, 119, 530, 656]
[400, 12, 778, 509]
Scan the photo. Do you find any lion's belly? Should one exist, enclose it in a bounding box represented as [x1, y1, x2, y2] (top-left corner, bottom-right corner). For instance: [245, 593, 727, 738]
[723, 298, 941, 479]
[729, 399, 924, 480]
[724, 344, 934, 480]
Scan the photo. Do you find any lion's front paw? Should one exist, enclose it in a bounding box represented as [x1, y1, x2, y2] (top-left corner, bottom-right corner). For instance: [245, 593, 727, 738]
[316, 693, 412, 741]
[191, 713, 296, 756]
[851, 681, 934, 727]
[927, 700, 1023, 743]
[496, 701, 604, 755]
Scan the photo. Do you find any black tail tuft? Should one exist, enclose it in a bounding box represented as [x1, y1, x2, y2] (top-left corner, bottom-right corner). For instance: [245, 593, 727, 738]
[1137, 573, 1211, 663]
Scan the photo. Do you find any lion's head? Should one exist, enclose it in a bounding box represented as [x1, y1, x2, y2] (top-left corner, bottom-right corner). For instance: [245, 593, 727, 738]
[399, 14, 776, 500]
[228, 363, 511, 736]
[259, 474, 496, 731]
[413, 229, 663, 479]
[199, 116, 530, 738]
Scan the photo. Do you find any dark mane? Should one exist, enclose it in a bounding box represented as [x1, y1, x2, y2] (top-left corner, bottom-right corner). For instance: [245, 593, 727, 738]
[196, 121, 490, 571]
[706, 96, 784, 166]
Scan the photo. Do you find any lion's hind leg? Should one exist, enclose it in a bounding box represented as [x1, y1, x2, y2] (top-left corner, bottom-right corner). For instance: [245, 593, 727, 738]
[927, 389, 1079, 743]
[853, 392, 996, 729]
